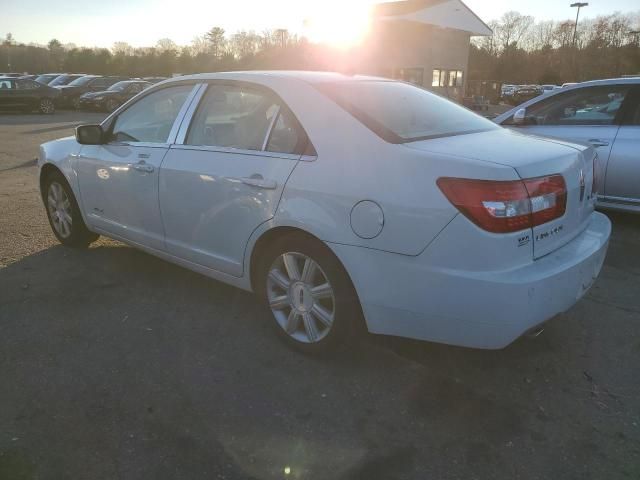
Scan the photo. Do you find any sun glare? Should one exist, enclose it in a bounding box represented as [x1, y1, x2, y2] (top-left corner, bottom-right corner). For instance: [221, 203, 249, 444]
[303, 1, 373, 48]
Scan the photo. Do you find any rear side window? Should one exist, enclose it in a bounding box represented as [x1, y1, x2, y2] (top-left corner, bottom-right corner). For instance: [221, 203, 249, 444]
[0, 79, 14, 90]
[513, 85, 629, 126]
[186, 84, 280, 151]
[317, 80, 498, 143]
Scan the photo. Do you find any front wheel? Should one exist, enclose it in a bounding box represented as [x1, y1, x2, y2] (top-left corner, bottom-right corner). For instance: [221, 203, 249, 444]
[39, 98, 55, 114]
[256, 233, 362, 353]
[43, 171, 99, 248]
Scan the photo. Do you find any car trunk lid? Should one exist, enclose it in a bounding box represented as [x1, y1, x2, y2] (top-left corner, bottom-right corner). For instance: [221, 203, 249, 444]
[405, 128, 596, 259]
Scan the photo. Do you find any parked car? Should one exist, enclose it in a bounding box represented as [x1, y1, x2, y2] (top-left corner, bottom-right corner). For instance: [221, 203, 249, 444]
[78, 80, 152, 112]
[55, 75, 129, 109]
[495, 78, 640, 213]
[501, 84, 516, 100]
[541, 84, 560, 94]
[509, 85, 543, 105]
[0, 77, 59, 113]
[35, 73, 64, 85]
[37, 72, 610, 352]
[48, 74, 86, 87]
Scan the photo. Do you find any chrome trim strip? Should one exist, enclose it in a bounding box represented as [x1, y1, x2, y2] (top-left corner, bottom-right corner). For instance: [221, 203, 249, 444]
[169, 143, 300, 161]
[598, 195, 640, 206]
[174, 83, 208, 145]
[261, 106, 281, 151]
[299, 155, 317, 162]
[168, 83, 206, 144]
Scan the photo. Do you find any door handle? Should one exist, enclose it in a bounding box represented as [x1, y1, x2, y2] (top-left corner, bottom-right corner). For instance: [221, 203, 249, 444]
[240, 176, 277, 190]
[132, 161, 154, 173]
[589, 139, 609, 147]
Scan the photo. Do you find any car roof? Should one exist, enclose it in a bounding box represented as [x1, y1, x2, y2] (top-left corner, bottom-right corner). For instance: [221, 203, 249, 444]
[171, 71, 390, 85]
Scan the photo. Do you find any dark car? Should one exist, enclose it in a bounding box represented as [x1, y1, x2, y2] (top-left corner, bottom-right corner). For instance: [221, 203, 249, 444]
[0, 77, 59, 113]
[55, 75, 129, 109]
[48, 74, 86, 87]
[35, 73, 65, 85]
[78, 80, 151, 112]
[509, 86, 543, 105]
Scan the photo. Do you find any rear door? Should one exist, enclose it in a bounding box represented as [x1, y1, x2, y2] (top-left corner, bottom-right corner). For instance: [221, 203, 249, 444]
[77, 83, 199, 250]
[507, 84, 631, 194]
[603, 87, 640, 205]
[159, 81, 306, 277]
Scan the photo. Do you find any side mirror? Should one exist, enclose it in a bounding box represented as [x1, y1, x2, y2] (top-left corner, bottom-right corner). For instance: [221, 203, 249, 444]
[76, 124, 104, 145]
[513, 108, 527, 125]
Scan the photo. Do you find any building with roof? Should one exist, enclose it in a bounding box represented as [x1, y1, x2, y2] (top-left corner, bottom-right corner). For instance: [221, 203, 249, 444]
[360, 0, 492, 100]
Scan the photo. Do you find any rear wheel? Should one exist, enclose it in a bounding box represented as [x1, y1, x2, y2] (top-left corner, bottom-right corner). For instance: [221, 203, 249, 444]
[256, 233, 362, 353]
[105, 99, 120, 112]
[43, 171, 99, 248]
[39, 98, 55, 114]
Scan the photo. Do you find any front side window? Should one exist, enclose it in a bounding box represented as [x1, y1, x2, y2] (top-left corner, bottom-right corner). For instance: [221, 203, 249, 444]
[520, 85, 629, 126]
[318, 80, 499, 143]
[16, 79, 40, 90]
[110, 84, 193, 143]
[186, 84, 280, 151]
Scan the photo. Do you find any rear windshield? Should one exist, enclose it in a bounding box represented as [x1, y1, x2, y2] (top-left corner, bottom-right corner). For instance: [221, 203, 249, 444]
[68, 76, 97, 86]
[317, 80, 498, 143]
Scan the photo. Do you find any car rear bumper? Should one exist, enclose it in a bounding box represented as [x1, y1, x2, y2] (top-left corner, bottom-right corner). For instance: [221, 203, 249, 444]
[328, 211, 611, 349]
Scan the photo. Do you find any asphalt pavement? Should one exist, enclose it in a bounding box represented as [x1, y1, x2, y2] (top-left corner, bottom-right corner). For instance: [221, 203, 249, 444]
[1, 111, 639, 480]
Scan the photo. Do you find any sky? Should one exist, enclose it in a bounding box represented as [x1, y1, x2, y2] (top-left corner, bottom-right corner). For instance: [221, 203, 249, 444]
[1, 0, 639, 48]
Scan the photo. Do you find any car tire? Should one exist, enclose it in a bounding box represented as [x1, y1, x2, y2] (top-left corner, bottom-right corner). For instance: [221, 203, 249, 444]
[255, 232, 363, 353]
[105, 99, 120, 113]
[39, 98, 55, 114]
[42, 171, 99, 248]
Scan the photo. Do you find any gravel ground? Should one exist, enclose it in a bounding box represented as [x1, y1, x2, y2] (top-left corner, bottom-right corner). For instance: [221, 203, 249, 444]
[1, 111, 639, 480]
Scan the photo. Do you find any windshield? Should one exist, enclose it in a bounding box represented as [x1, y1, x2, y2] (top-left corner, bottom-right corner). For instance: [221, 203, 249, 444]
[35, 74, 59, 84]
[317, 81, 499, 143]
[68, 76, 97, 86]
[49, 75, 82, 86]
[108, 81, 129, 92]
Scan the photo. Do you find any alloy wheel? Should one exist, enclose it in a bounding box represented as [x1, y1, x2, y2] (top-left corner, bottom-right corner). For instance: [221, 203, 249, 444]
[47, 181, 73, 238]
[266, 252, 335, 343]
[40, 98, 54, 114]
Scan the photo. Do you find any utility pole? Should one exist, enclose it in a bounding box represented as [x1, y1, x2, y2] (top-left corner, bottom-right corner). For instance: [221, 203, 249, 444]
[570, 2, 588, 48]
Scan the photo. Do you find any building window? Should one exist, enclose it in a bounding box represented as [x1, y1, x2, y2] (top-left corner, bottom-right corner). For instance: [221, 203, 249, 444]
[450, 70, 464, 87]
[432, 69, 446, 87]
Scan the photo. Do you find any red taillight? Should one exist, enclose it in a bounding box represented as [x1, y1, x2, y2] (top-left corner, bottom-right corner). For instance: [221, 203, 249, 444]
[437, 175, 567, 234]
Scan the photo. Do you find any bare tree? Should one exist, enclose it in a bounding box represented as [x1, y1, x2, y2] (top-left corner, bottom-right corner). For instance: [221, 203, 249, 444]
[205, 27, 226, 57]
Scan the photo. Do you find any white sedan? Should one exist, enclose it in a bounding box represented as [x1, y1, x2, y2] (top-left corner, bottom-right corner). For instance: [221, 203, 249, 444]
[38, 72, 611, 352]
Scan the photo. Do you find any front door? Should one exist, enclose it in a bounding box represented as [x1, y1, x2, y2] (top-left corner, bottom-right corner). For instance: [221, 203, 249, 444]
[604, 90, 640, 204]
[160, 82, 307, 277]
[512, 84, 631, 194]
[76, 83, 197, 250]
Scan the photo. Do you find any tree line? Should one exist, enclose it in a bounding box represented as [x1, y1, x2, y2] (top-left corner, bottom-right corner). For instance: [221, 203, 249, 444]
[2, 11, 640, 85]
[469, 11, 640, 85]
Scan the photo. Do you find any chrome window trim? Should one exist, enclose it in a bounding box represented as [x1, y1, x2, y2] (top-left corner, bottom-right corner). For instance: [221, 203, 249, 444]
[598, 195, 640, 206]
[167, 83, 206, 144]
[174, 83, 208, 145]
[261, 105, 281, 151]
[169, 143, 301, 161]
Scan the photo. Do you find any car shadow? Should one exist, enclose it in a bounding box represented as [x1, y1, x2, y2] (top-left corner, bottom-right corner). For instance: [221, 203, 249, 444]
[0, 232, 636, 478]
